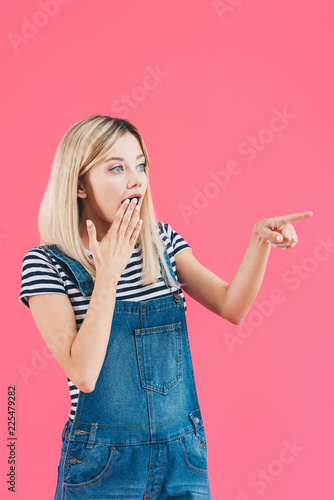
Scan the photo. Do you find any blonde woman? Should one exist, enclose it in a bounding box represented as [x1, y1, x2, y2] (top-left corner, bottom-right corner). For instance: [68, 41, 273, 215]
[19, 115, 312, 499]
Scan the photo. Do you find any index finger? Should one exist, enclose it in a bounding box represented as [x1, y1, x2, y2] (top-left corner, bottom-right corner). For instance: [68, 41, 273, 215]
[277, 211, 313, 224]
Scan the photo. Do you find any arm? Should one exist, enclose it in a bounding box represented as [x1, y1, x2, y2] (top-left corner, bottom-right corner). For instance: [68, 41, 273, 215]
[175, 231, 270, 325]
[28, 271, 118, 393]
[175, 212, 313, 325]
[27, 195, 143, 392]
[216, 228, 272, 324]
[222, 212, 313, 323]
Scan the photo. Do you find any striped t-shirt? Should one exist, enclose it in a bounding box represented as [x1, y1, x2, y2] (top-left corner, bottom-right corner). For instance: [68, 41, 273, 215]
[19, 221, 192, 422]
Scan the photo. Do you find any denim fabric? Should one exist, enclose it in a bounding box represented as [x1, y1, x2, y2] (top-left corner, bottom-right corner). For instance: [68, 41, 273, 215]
[46, 244, 211, 499]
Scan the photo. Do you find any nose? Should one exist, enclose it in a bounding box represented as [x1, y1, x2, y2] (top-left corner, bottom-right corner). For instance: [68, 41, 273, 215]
[127, 168, 142, 187]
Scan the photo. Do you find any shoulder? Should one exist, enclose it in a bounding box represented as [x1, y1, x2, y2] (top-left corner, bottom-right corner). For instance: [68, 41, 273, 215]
[21, 245, 52, 264]
[20, 245, 66, 283]
[20, 245, 58, 269]
[19, 245, 67, 310]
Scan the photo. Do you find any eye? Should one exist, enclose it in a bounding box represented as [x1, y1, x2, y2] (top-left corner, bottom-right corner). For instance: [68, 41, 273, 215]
[109, 165, 123, 173]
[109, 163, 147, 173]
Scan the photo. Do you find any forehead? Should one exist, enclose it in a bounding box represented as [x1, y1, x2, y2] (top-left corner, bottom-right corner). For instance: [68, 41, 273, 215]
[83, 132, 145, 178]
[106, 132, 143, 156]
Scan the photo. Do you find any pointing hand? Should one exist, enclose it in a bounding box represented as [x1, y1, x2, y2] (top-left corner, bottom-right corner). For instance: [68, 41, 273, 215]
[254, 212, 313, 249]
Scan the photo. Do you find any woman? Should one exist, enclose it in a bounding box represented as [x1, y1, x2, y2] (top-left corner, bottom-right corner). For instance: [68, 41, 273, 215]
[19, 115, 312, 499]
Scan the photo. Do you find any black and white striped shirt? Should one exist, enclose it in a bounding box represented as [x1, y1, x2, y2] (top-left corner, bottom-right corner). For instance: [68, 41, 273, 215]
[19, 221, 192, 422]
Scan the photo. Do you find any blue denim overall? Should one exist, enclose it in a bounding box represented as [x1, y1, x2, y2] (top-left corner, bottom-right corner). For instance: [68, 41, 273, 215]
[45, 243, 211, 499]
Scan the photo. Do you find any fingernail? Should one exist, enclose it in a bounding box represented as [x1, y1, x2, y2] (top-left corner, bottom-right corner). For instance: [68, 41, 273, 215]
[267, 240, 271, 244]
[132, 197, 138, 204]
[124, 198, 130, 204]
[276, 235, 283, 242]
[86, 220, 92, 227]
[139, 219, 143, 225]
[136, 205, 140, 211]
[272, 244, 277, 247]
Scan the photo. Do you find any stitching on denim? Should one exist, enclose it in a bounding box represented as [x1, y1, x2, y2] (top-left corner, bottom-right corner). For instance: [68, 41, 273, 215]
[162, 245, 179, 285]
[63, 446, 117, 490]
[138, 376, 182, 394]
[134, 321, 183, 393]
[147, 381, 155, 442]
[177, 437, 209, 475]
[44, 245, 93, 295]
[145, 441, 166, 499]
[181, 309, 201, 407]
[67, 426, 204, 447]
[152, 442, 165, 498]
[86, 423, 97, 449]
[72, 410, 200, 428]
[134, 322, 181, 334]
[144, 441, 154, 498]
[59, 258, 91, 294]
[69, 297, 183, 315]
[45, 249, 82, 290]
[169, 325, 182, 361]
[62, 437, 74, 493]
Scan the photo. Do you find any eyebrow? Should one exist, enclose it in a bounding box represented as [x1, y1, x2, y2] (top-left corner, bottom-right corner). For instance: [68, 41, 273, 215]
[103, 154, 145, 163]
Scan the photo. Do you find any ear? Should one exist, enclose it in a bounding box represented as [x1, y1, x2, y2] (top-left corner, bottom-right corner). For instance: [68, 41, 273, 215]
[77, 177, 87, 199]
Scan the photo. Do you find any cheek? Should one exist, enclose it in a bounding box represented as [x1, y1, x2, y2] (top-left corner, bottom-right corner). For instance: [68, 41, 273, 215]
[88, 180, 120, 211]
[100, 177, 120, 196]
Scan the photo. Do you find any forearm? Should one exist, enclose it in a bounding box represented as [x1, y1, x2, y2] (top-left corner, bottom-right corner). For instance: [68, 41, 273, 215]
[70, 271, 119, 392]
[224, 226, 271, 324]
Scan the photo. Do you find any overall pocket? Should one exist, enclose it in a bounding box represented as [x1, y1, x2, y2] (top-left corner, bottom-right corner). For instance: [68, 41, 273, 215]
[63, 441, 117, 489]
[178, 426, 209, 475]
[134, 322, 183, 394]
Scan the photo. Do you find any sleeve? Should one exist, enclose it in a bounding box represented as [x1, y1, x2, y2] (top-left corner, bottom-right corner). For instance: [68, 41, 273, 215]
[159, 222, 192, 257]
[19, 246, 68, 310]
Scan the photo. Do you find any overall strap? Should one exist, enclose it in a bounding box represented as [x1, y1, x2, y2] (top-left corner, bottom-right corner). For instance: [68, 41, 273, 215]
[159, 247, 182, 303]
[43, 245, 94, 297]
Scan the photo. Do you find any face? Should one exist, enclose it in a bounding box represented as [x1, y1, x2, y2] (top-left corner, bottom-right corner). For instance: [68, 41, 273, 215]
[77, 131, 148, 240]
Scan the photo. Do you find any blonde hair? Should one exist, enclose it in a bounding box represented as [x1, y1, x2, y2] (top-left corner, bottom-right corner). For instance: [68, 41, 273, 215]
[38, 115, 181, 288]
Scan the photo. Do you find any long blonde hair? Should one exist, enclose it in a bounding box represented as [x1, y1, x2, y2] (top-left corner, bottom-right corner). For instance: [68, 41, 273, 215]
[38, 115, 181, 288]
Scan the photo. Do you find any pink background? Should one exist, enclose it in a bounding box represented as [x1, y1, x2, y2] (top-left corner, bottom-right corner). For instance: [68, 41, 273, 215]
[2, 0, 333, 498]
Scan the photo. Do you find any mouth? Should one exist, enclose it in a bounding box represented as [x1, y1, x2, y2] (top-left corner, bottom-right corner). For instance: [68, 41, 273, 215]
[122, 194, 143, 204]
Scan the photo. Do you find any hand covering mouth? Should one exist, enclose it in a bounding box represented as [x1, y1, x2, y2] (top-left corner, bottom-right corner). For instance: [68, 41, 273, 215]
[122, 195, 142, 203]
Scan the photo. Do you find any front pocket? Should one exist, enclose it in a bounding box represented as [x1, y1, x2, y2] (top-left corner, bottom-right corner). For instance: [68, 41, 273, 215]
[178, 427, 209, 475]
[63, 441, 117, 489]
[134, 322, 182, 394]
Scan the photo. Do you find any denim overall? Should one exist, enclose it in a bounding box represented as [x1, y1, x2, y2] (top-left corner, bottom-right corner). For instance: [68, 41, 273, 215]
[44, 243, 211, 499]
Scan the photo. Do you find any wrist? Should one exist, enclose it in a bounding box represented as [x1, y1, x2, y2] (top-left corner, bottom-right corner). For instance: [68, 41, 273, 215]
[251, 224, 271, 247]
[95, 269, 119, 290]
